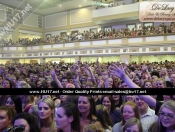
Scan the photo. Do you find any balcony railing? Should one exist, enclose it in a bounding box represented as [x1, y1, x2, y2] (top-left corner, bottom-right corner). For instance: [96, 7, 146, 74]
[0, 34, 175, 58]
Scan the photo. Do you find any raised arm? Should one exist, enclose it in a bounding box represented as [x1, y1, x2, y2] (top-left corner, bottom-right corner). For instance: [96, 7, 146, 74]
[109, 64, 139, 88]
[73, 65, 81, 88]
[96, 58, 102, 75]
[109, 64, 157, 108]
[50, 69, 63, 88]
[137, 95, 156, 108]
[86, 66, 97, 85]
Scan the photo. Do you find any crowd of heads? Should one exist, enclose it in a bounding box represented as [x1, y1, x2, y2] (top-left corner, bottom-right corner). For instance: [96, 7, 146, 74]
[0, 58, 175, 89]
[0, 94, 175, 132]
[1, 22, 175, 46]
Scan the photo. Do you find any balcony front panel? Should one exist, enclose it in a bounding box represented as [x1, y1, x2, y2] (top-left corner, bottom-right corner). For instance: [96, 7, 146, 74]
[1, 34, 175, 58]
[93, 3, 139, 17]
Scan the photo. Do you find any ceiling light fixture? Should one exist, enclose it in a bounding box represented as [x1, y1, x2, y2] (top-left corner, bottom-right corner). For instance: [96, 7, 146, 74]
[79, 5, 81, 7]
[60, 5, 61, 6]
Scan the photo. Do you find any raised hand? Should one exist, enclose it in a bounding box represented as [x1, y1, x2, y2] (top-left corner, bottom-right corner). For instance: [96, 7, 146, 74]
[97, 79, 104, 88]
[108, 64, 126, 79]
[50, 69, 56, 77]
[86, 66, 92, 72]
[100, 79, 104, 85]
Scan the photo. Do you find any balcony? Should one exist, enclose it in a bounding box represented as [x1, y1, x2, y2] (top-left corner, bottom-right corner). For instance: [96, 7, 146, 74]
[0, 34, 175, 58]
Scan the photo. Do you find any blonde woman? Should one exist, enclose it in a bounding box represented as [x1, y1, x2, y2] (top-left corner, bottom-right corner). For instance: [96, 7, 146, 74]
[19, 95, 34, 112]
[155, 78, 167, 88]
[17, 81, 31, 88]
[38, 98, 56, 132]
[149, 100, 175, 132]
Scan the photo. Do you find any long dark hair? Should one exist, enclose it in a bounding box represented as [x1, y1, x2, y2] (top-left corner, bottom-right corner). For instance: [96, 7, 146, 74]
[57, 102, 81, 132]
[0, 95, 7, 106]
[101, 95, 115, 113]
[66, 95, 78, 106]
[13, 113, 40, 132]
[96, 105, 113, 129]
[78, 95, 96, 120]
[6, 95, 22, 114]
[2, 79, 12, 88]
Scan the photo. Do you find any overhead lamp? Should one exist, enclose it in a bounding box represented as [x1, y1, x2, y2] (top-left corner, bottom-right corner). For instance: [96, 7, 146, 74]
[79, 5, 81, 7]
[60, 5, 61, 6]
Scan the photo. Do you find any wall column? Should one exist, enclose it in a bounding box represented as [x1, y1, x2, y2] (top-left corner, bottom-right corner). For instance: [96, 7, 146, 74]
[40, 58, 45, 64]
[12, 28, 19, 43]
[99, 57, 103, 63]
[67, 12, 71, 35]
[120, 55, 130, 64]
[75, 56, 81, 63]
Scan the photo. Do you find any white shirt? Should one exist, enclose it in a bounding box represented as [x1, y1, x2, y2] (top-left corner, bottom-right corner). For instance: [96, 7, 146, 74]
[141, 107, 158, 130]
[77, 34, 82, 40]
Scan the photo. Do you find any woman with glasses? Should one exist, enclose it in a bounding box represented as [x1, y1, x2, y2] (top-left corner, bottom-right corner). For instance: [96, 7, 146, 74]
[5, 95, 22, 114]
[0, 106, 16, 132]
[112, 101, 147, 132]
[149, 100, 175, 132]
[13, 113, 40, 132]
[54, 102, 80, 132]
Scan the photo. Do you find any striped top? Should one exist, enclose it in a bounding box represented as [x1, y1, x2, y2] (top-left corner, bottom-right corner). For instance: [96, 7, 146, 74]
[140, 107, 158, 130]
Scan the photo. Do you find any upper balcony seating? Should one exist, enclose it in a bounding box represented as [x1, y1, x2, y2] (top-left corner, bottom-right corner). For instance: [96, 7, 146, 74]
[1, 22, 175, 46]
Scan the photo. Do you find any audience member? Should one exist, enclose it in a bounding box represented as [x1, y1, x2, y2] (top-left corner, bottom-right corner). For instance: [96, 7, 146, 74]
[55, 102, 80, 132]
